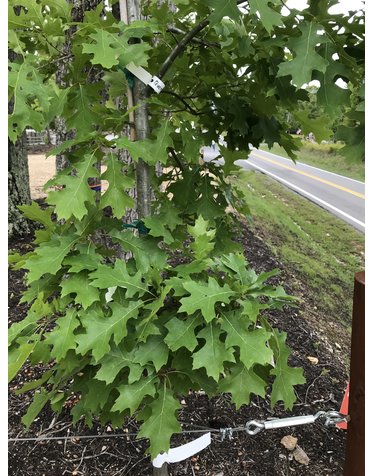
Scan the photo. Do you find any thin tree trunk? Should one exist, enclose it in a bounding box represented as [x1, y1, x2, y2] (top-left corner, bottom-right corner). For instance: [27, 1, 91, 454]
[125, 0, 152, 218]
[8, 134, 32, 238]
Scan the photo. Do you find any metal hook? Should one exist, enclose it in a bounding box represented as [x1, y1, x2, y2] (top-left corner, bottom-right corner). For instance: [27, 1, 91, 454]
[245, 420, 265, 436]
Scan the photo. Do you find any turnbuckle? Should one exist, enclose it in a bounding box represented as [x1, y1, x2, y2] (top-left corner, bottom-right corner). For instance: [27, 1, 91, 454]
[245, 410, 347, 435]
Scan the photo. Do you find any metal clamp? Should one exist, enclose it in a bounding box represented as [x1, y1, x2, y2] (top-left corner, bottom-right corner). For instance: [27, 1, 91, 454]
[318, 411, 349, 427]
[220, 427, 234, 441]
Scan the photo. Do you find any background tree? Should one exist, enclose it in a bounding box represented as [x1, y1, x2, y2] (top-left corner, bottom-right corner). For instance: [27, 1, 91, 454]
[8, 133, 31, 238]
[8, 45, 31, 238]
[8, 0, 364, 459]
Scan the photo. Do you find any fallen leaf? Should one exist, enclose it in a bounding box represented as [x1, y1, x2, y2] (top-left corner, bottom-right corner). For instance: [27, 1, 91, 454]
[281, 435, 298, 451]
[293, 445, 310, 465]
[307, 356, 319, 365]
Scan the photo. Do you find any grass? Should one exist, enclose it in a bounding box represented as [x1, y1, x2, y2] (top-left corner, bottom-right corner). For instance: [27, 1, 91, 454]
[235, 169, 365, 329]
[259, 140, 365, 182]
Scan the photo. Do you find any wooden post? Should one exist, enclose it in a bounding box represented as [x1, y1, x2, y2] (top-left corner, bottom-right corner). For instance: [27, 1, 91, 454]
[344, 271, 365, 476]
[153, 463, 169, 476]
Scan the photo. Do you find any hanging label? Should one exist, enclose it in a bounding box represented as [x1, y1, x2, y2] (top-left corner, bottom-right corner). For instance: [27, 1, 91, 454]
[125, 62, 152, 85]
[152, 433, 211, 468]
[337, 383, 349, 430]
[125, 63, 165, 93]
[148, 76, 165, 93]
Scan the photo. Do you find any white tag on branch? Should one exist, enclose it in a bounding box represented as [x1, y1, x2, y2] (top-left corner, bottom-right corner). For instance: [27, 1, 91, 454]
[148, 76, 165, 93]
[124, 62, 165, 93]
[152, 433, 211, 468]
[125, 62, 152, 85]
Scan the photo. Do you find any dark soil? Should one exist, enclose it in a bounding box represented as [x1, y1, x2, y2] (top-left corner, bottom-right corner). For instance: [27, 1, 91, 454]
[8, 223, 350, 476]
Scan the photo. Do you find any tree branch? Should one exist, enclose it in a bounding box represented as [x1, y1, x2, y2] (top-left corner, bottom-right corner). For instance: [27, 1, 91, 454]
[166, 26, 220, 48]
[168, 147, 186, 171]
[157, 18, 210, 80]
[161, 90, 206, 116]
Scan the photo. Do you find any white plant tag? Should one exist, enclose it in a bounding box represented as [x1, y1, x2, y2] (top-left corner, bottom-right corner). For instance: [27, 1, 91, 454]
[105, 286, 117, 303]
[152, 432, 211, 468]
[125, 62, 152, 85]
[148, 76, 165, 93]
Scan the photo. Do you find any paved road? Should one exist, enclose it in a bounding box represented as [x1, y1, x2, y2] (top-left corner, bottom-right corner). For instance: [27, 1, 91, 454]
[203, 147, 365, 233]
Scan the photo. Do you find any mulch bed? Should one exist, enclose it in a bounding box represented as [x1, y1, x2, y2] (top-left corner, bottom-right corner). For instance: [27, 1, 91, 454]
[8, 223, 349, 476]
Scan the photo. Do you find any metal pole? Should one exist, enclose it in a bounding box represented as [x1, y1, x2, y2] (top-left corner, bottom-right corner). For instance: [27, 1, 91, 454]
[344, 271, 365, 476]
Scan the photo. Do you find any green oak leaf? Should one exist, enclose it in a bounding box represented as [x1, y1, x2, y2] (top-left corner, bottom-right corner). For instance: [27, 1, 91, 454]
[9, 341, 38, 383]
[196, 178, 226, 220]
[63, 244, 101, 273]
[45, 86, 71, 124]
[239, 299, 267, 324]
[216, 253, 257, 286]
[8, 0, 44, 29]
[187, 216, 216, 260]
[65, 84, 102, 138]
[143, 216, 174, 244]
[23, 234, 77, 284]
[137, 386, 181, 459]
[46, 150, 99, 221]
[71, 378, 114, 426]
[220, 310, 273, 369]
[218, 146, 248, 175]
[179, 277, 235, 323]
[206, 0, 241, 25]
[133, 335, 169, 372]
[76, 302, 142, 361]
[278, 22, 329, 87]
[8, 293, 53, 345]
[335, 124, 365, 162]
[219, 363, 267, 408]
[164, 315, 202, 352]
[294, 110, 333, 143]
[89, 260, 149, 298]
[136, 286, 171, 342]
[249, 0, 283, 33]
[110, 229, 167, 273]
[82, 28, 151, 69]
[60, 271, 101, 309]
[8, 61, 51, 141]
[270, 329, 306, 409]
[21, 389, 52, 428]
[100, 152, 135, 218]
[95, 342, 143, 384]
[313, 43, 351, 118]
[44, 309, 80, 361]
[112, 376, 158, 415]
[18, 201, 55, 229]
[115, 120, 173, 165]
[192, 323, 235, 381]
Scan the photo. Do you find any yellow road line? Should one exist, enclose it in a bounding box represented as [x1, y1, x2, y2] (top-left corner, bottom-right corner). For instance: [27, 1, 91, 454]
[251, 152, 365, 200]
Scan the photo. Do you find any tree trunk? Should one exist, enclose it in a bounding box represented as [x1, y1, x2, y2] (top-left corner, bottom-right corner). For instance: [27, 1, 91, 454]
[125, 0, 152, 218]
[8, 134, 32, 238]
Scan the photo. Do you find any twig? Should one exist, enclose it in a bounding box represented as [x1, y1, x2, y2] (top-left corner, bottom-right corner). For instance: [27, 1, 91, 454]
[161, 90, 206, 116]
[304, 371, 325, 405]
[167, 26, 220, 48]
[168, 147, 186, 171]
[70, 446, 87, 466]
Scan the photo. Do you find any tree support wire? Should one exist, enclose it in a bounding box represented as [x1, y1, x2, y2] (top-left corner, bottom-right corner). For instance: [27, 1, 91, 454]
[344, 271, 365, 476]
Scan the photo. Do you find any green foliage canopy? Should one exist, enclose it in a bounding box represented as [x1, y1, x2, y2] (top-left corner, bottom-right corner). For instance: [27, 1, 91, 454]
[8, 0, 364, 458]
